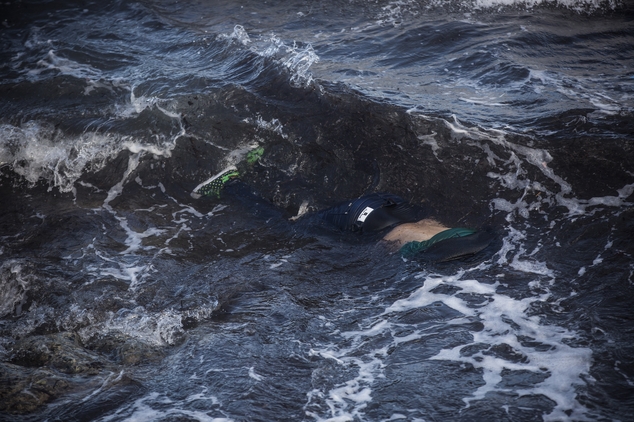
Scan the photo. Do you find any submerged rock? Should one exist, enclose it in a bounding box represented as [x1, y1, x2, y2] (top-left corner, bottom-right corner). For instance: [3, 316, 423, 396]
[9, 332, 104, 375]
[85, 333, 166, 366]
[0, 332, 134, 415]
[0, 363, 70, 414]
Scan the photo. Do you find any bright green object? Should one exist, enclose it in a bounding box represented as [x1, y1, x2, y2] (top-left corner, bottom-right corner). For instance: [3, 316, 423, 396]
[194, 168, 240, 198]
[400, 227, 476, 257]
[246, 146, 264, 165]
[192, 145, 264, 198]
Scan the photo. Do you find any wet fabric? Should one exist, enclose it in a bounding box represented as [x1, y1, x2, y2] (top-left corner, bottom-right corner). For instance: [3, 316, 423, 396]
[400, 227, 477, 257]
[402, 229, 496, 262]
[317, 193, 420, 233]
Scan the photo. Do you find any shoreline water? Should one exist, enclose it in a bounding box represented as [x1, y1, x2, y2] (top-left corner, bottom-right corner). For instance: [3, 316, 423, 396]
[1, 0, 633, 420]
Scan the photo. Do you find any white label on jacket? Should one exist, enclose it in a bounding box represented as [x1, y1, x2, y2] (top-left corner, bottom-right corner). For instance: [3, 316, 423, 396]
[357, 206, 374, 223]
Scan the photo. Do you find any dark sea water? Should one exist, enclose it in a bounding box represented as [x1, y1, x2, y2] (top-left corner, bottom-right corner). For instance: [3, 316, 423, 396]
[1, 0, 633, 421]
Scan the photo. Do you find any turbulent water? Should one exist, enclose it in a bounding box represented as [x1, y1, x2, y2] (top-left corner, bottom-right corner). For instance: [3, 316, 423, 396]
[1, 0, 633, 421]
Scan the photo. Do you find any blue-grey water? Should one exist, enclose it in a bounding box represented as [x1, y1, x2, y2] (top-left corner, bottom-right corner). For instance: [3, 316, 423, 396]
[1, 1, 633, 421]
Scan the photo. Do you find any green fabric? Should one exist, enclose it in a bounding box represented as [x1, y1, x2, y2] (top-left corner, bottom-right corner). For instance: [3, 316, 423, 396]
[246, 146, 264, 165]
[400, 227, 477, 257]
[197, 146, 263, 198]
[197, 169, 240, 197]
[235, 146, 264, 177]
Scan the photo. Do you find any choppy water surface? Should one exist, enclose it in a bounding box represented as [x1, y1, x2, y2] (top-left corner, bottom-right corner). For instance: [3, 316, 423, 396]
[1, 0, 633, 421]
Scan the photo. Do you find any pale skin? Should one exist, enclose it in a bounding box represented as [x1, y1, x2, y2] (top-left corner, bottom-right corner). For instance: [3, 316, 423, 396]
[382, 218, 450, 249]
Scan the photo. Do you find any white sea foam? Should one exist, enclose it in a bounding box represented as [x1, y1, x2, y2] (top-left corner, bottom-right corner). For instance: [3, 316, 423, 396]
[221, 25, 319, 88]
[98, 261, 151, 290]
[0, 260, 32, 318]
[119, 221, 167, 255]
[81, 370, 125, 404]
[0, 122, 118, 193]
[22, 48, 129, 99]
[268, 254, 292, 269]
[22, 26, 49, 51]
[221, 141, 263, 167]
[219, 24, 251, 46]
[96, 391, 232, 422]
[94, 301, 218, 348]
[0, 119, 181, 195]
[406, 241, 588, 420]
[459, 96, 508, 106]
[248, 366, 264, 381]
[445, 0, 622, 11]
[377, 1, 411, 27]
[305, 351, 385, 421]
[442, 117, 634, 219]
[417, 133, 442, 162]
[528, 69, 630, 117]
[281, 42, 319, 87]
[306, 225, 593, 421]
[28, 49, 102, 81]
[474, 0, 619, 9]
[248, 115, 288, 139]
[0, 118, 191, 292]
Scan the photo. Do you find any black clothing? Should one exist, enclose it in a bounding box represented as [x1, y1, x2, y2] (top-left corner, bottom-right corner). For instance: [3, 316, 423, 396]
[318, 193, 496, 263]
[318, 193, 420, 233]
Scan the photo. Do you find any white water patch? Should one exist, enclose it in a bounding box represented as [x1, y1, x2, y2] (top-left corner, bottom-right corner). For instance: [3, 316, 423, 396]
[415, 0, 623, 11]
[218, 24, 251, 46]
[448, 116, 572, 194]
[375, 0, 420, 27]
[84, 306, 185, 347]
[0, 260, 32, 319]
[96, 390, 232, 422]
[272, 39, 320, 88]
[0, 98, 195, 293]
[401, 240, 589, 420]
[0, 117, 190, 288]
[372, 0, 619, 24]
[96, 257, 152, 291]
[528, 69, 631, 117]
[459, 95, 508, 107]
[4, 45, 187, 191]
[77, 297, 216, 350]
[306, 227, 592, 421]
[417, 132, 443, 162]
[266, 254, 293, 270]
[248, 366, 264, 381]
[411, 272, 588, 417]
[0, 122, 119, 193]
[221, 25, 319, 88]
[28, 49, 102, 81]
[241, 115, 289, 139]
[114, 85, 183, 121]
[0, 117, 182, 195]
[211, 141, 263, 170]
[63, 235, 149, 291]
[439, 117, 634, 220]
[305, 347, 385, 421]
[98, 157, 166, 256]
[80, 370, 126, 404]
[304, 312, 422, 420]
[584, 235, 616, 272]
[21, 47, 130, 97]
[51, 159, 221, 293]
[474, 0, 620, 10]
[496, 228, 556, 285]
[96, 165, 193, 287]
[99, 155, 166, 289]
